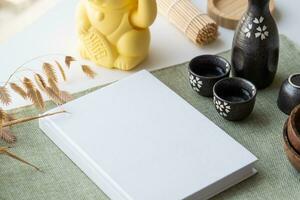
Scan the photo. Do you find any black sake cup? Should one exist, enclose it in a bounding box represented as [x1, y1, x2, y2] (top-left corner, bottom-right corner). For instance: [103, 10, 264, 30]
[278, 74, 300, 115]
[188, 55, 231, 97]
[213, 77, 257, 121]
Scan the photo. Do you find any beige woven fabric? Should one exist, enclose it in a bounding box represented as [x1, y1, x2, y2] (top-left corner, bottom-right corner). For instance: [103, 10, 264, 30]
[0, 35, 299, 200]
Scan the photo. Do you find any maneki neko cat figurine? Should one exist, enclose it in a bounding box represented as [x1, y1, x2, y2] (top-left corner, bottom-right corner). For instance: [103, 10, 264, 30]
[76, 0, 157, 71]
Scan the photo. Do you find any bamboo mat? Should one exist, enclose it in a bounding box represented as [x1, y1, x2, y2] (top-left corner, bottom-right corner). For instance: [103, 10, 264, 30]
[157, 0, 218, 45]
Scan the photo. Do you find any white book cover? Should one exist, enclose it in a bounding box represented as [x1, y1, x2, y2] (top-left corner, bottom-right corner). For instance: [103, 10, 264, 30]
[39, 70, 257, 200]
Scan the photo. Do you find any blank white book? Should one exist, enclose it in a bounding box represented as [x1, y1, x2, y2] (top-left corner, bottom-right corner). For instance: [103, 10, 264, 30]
[39, 70, 257, 200]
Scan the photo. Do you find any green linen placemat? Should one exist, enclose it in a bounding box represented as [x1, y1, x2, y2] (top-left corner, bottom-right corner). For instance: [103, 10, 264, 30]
[1, 35, 300, 200]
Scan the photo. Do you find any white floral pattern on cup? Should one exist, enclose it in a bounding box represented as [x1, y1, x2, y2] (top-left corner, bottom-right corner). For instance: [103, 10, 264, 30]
[214, 97, 231, 117]
[251, 86, 256, 96]
[225, 63, 230, 73]
[189, 74, 203, 92]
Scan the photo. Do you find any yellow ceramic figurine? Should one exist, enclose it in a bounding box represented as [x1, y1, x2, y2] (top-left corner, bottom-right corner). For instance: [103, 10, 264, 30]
[76, 0, 157, 71]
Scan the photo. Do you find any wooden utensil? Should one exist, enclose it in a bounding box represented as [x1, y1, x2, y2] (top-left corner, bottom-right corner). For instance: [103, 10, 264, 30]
[283, 120, 300, 172]
[288, 105, 300, 153]
[208, 0, 275, 30]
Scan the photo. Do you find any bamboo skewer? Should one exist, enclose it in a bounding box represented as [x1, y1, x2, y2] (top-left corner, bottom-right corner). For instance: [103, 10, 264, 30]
[157, 0, 218, 45]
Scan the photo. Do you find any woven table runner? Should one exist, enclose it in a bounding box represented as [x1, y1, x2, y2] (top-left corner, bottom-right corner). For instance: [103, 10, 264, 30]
[1, 35, 300, 200]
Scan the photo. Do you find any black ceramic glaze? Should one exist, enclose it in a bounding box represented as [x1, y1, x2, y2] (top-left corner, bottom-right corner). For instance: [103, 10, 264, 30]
[188, 55, 231, 97]
[278, 74, 300, 115]
[213, 77, 257, 121]
[232, 0, 279, 89]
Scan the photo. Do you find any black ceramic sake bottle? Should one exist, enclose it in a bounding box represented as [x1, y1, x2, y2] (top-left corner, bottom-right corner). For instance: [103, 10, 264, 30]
[232, 0, 279, 89]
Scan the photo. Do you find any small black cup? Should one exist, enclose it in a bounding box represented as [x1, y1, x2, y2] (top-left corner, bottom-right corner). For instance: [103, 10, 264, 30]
[278, 73, 300, 115]
[213, 77, 257, 121]
[188, 55, 231, 97]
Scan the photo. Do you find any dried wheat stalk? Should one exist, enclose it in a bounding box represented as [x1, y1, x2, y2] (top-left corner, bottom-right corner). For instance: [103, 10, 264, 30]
[0, 127, 17, 144]
[65, 56, 76, 68]
[43, 63, 58, 83]
[45, 87, 65, 105]
[55, 60, 67, 81]
[157, 0, 218, 45]
[10, 83, 27, 99]
[2, 110, 67, 128]
[0, 56, 95, 146]
[23, 78, 44, 111]
[0, 147, 41, 171]
[4, 113, 15, 123]
[34, 74, 47, 91]
[1, 56, 94, 112]
[3, 56, 94, 109]
[27, 90, 44, 111]
[48, 78, 59, 94]
[45, 85, 72, 105]
[35, 73, 72, 106]
[35, 90, 45, 110]
[0, 55, 100, 170]
[59, 91, 73, 102]
[82, 65, 97, 79]
[0, 86, 11, 105]
[0, 107, 7, 122]
[23, 77, 35, 91]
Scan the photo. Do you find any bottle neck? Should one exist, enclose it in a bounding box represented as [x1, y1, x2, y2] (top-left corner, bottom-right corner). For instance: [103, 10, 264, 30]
[248, 0, 270, 14]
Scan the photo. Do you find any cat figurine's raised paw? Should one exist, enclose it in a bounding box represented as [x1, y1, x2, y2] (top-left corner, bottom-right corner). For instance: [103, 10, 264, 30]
[76, 0, 157, 71]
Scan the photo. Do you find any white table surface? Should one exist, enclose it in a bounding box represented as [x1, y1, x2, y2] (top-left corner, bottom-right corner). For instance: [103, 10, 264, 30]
[0, 0, 299, 109]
